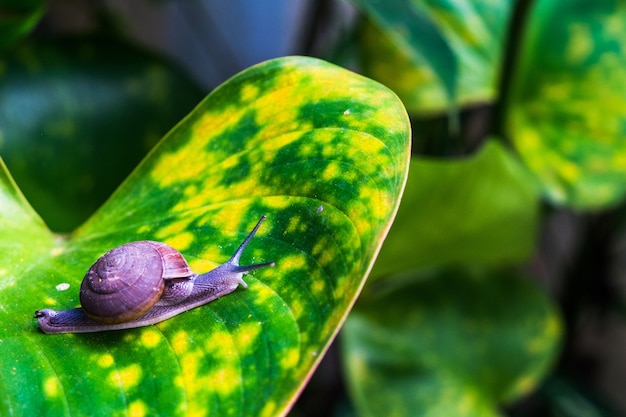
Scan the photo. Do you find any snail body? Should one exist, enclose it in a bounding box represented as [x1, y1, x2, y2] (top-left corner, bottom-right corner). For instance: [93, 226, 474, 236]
[35, 216, 273, 334]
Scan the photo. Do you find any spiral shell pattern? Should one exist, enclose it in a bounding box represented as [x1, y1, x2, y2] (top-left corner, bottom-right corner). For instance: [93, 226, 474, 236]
[79, 241, 193, 324]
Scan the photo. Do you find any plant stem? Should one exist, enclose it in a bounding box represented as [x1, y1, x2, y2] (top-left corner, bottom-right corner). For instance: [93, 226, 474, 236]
[492, 0, 536, 141]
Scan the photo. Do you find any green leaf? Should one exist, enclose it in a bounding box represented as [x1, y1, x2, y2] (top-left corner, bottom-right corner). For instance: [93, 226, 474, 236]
[342, 268, 562, 417]
[507, 0, 626, 209]
[0, 56, 411, 416]
[0, 37, 205, 232]
[355, 0, 514, 114]
[371, 140, 539, 280]
[0, 157, 53, 264]
[352, 0, 457, 112]
[0, 0, 45, 50]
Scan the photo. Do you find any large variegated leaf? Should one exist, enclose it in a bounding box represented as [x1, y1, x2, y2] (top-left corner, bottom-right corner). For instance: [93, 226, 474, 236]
[354, 0, 514, 114]
[343, 268, 562, 417]
[507, 0, 626, 209]
[0, 38, 204, 232]
[0, 56, 410, 416]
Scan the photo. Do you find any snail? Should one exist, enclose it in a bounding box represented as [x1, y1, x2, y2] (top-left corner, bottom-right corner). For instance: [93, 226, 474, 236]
[34, 215, 274, 334]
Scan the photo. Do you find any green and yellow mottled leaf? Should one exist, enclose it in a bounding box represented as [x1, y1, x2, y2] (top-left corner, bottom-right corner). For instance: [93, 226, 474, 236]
[507, 0, 626, 209]
[0, 56, 411, 416]
[352, 0, 457, 112]
[356, 0, 514, 114]
[371, 140, 540, 280]
[0, 37, 204, 232]
[343, 268, 562, 417]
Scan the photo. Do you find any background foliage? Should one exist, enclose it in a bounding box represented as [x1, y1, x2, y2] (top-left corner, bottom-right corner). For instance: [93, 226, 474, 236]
[2, 0, 626, 416]
[341, 0, 626, 416]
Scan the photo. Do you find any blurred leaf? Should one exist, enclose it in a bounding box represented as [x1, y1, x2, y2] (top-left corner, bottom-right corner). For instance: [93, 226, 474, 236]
[0, 37, 205, 232]
[507, 0, 626, 209]
[371, 140, 539, 280]
[356, 0, 514, 114]
[343, 268, 562, 417]
[0, 56, 410, 416]
[0, 0, 45, 50]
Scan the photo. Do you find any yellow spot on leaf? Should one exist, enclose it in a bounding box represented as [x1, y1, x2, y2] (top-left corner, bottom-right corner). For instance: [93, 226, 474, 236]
[333, 278, 351, 302]
[151, 149, 201, 187]
[252, 282, 276, 306]
[312, 239, 334, 267]
[173, 330, 242, 405]
[206, 329, 235, 358]
[206, 207, 251, 239]
[281, 253, 306, 271]
[518, 128, 541, 151]
[280, 347, 299, 370]
[164, 232, 194, 252]
[44, 377, 59, 398]
[261, 130, 302, 154]
[545, 316, 562, 339]
[527, 314, 562, 354]
[290, 299, 304, 319]
[137, 224, 151, 234]
[352, 214, 371, 239]
[98, 354, 114, 368]
[173, 375, 184, 389]
[260, 196, 291, 210]
[260, 400, 279, 417]
[254, 83, 307, 138]
[360, 185, 389, 218]
[557, 160, 580, 183]
[321, 162, 340, 181]
[178, 343, 241, 412]
[457, 392, 479, 414]
[205, 363, 240, 396]
[179, 350, 201, 386]
[156, 219, 193, 242]
[109, 364, 142, 390]
[187, 406, 208, 417]
[542, 82, 571, 102]
[311, 279, 325, 296]
[172, 331, 190, 355]
[241, 83, 260, 102]
[512, 375, 537, 396]
[189, 258, 219, 276]
[193, 105, 236, 137]
[43, 297, 57, 306]
[140, 329, 161, 348]
[233, 322, 261, 352]
[566, 23, 593, 64]
[128, 400, 147, 417]
[360, 133, 387, 154]
[613, 152, 626, 169]
[285, 215, 305, 234]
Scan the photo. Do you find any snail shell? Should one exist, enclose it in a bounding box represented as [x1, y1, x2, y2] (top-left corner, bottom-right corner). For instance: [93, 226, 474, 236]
[35, 215, 274, 333]
[80, 241, 194, 324]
